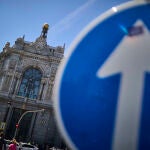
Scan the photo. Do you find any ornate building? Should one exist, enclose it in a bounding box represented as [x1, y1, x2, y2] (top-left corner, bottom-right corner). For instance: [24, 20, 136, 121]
[0, 24, 65, 148]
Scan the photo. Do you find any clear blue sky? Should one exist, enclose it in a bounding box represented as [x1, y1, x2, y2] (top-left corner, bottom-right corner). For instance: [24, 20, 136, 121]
[0, 0, 131, 54]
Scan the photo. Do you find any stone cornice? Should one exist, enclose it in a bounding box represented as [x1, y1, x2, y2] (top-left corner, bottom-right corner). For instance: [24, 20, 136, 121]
[1, 48, 63, 64]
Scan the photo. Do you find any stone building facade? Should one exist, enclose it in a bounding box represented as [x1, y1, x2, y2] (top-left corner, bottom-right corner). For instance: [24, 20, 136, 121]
[0, 29, 65, 148]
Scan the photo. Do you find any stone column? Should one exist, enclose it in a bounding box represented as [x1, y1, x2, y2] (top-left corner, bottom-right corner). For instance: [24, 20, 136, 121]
[1, 74, 11, 92]
[28, 113, 37, 141]
[45, 81, 53, 100]
[8, 74, 15, 94]
[42, 85, 47, 101]
[38, 78, 46, 100]
[13, 73, 21, 95]
[41, 78, 48, 101]
[0, 75, 5, 90]
[11, 77, 17, 95]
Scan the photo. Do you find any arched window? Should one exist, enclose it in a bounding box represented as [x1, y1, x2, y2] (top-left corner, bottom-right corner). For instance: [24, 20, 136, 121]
[18, 68, 42, 99]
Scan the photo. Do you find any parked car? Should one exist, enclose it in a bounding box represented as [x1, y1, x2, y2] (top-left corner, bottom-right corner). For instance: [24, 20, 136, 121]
[21, 143, 39, 150]
[6, 140, 38, 150]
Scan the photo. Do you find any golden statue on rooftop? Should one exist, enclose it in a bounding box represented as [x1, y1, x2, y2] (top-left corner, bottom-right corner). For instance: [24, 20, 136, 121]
[41, 23, 49, 38]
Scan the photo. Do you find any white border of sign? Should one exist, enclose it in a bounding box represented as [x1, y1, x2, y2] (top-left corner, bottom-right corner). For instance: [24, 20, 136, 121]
[54, 1, 148, 150]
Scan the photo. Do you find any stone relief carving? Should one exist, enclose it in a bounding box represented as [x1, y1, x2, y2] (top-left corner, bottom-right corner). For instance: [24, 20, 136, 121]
[45, 84, 53, 100]
[13, 37, 25, 50]
[4, 42, 10, 48]
[51, 67, 57, 75]
[43, 64, 51, 76]
[56, 46, 64, 54]
[9, 60, 17, 69]
[1, 75, 11, 91]
[31, 36, 47, 51]
[3, 42, 10, 52]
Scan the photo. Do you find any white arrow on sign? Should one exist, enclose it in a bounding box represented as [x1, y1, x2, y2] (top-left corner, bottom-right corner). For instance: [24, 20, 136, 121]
[97, 20, 150, 150]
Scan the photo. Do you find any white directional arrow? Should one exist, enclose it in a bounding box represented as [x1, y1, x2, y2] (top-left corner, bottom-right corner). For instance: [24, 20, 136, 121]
[97, 20, 150, 150]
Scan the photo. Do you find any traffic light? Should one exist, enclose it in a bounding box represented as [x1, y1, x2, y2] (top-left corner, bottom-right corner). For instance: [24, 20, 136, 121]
[16, 124, 19, 129]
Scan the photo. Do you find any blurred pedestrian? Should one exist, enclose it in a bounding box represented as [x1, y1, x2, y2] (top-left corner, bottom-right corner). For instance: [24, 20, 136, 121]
[0, 132, 6, 150]
[8, 139, 17, 150]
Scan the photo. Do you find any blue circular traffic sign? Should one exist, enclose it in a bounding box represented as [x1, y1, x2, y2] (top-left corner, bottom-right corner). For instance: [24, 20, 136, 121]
[55, 1, 150, 150]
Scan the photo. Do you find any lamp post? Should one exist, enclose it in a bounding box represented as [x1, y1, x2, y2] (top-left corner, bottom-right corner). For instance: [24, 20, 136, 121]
[3, 101, 11, 122]
[3, 101, 12, 135]
[14, 108, 44, 139]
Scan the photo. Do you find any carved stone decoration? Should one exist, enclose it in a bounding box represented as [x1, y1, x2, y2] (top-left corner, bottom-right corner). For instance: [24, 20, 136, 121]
[3, 42, 10, 52]
[9, 60, 17, 69]
[31, 36, 47, 51]
[1, 75, 11, 91]
[45, 84, 53, 101]
[22, 58, 45, 75]
[4, 42, 10, 48]
[43, 64, 51, 76]
[14, 37, 25, 50]
[56, 46, 64, 53]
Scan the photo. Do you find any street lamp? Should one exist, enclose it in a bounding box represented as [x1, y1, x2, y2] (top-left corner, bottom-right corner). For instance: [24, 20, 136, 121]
[14, 108, 44, 139]
[3, 101, 11, 122]
[2, 101, 12, 135]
